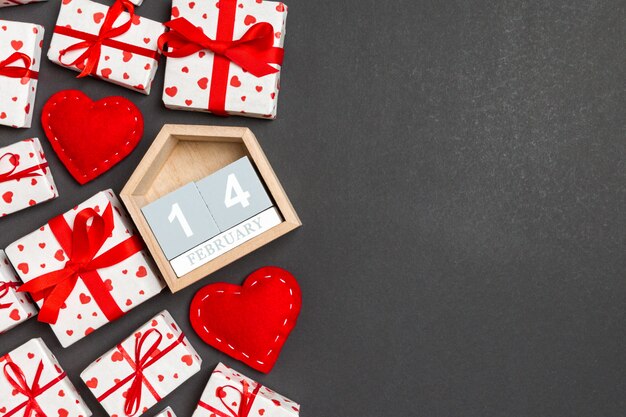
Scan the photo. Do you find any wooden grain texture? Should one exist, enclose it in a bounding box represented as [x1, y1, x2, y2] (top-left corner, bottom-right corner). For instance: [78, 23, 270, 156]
[120, 124, 301, 292]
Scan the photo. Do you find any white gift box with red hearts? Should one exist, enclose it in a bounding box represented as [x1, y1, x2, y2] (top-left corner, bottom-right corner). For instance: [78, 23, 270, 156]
[0, 0, 46, 8]
[154, 407, 177, 417]
[47, 0, 165, 95]
[81, 310, 202, 417]
[0, 19, 43, 128]
[5, 189, 165, 348]
[162, 0, 287, 119]
[0, 138, 58, 217]
[0, 249, 37, 334]
[192, 363, 301, 417]
[0, 338, 92, 417]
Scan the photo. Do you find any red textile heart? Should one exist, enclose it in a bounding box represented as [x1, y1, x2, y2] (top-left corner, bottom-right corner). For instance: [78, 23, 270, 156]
[41, 90, 143, 185]
[190, 266, 302, 373]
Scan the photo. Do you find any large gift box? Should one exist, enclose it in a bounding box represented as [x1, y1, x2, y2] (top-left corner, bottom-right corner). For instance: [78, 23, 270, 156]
[160, 0, 287, 119]
[192, 363, 301, 417]
[0, 0, 46, 8]
[0, 19, 44, 128]
[47, 0, 165, 95]
[0, 249, 37, 333]
[81, 310, 202, 417]
[5, 189, 165, 347]
[0, 338, 92, 417]
[0, 138, 58, 217]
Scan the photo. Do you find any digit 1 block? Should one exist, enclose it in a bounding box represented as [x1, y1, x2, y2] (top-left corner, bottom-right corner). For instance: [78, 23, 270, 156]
[141, 183, 220, 260]
[195, 156, 273, 231]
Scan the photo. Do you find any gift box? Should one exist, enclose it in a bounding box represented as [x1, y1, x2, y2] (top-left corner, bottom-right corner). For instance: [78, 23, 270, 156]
[81, 310, 202, 417]
[192, 363, 300, 417]
[0, 249, 37, 333]
[0, 338, 92, 417]
[0, 138, 58, 217]
[160, 0, 287, 119]
[154, 406, 176, 417]
[5, 189, 165, 348]
[0, 19, 44, 128]
[0, 0, 46, 9]
[47, 0, 165, 95]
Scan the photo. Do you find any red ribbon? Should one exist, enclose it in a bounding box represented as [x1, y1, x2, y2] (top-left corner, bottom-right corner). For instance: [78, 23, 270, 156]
[3, 360, 67, 417]
[0, 281, 19, 309]
[56, 0, 158, 78]
[0, 152, 48, 184]
[18, 203, 144, 324]
[0, 52, 38, 80]
[158, 0, 283, 114]
[96, 329, 186, 416]
[198, 380, 262, 417]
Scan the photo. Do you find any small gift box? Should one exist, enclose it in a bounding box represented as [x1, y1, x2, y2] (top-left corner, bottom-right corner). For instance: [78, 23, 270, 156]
[5, 189, 165, 348]
[0, 338, 92, 417]
[0, 19, 44, 128]
[81, 310, 202, 417]
[0, 138, 58, 217]
[0, 0, 47, 8]
[160, 0, 287, 119]
[192, 363, 300, 417]
[47, 0, 165, 95]
[154, 406, 176, 417]
[0, 249, 37, 333]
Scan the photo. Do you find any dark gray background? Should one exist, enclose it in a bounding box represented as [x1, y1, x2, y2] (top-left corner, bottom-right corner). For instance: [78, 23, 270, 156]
[1, 1, 625, 416]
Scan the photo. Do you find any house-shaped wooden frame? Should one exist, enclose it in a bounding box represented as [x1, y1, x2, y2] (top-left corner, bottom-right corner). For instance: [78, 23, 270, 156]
[120, 124, 301, 292]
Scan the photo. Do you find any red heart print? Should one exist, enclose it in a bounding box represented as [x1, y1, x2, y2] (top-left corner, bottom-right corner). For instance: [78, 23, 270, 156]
[2, 191, 13, 203]
[165, 86, 178, 97]
[244, 15, 257, 25]
[54, 250, 65, 261]
[181, 354, 193, 366]
[93, 12, 104, 24]
[230, 76, 241, 87]
[41, 90, 143, 185]
[17, 263, 28, 274]
[190, 267, 302, 373]
[9, 309, 20, 321]
[11, 40, 23, 51]
[85, 377, 98, 389]
[79, 293, 91, 304]
[197, 77, 209, 90]
[111, 351, 124, 362]
[136, 266, 147, 277]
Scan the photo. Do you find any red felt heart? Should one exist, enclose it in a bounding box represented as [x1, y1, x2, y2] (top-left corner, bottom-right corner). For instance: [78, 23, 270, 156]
[190, 266, 302, 373]
[41, 90, 143, 185]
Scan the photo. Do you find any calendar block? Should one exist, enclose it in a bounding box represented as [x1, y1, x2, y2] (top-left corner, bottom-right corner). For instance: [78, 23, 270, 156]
[196, 156, 273, 231]
[142, 183, 220, 259]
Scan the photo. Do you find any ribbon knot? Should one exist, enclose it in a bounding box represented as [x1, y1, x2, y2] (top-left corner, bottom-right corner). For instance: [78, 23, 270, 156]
[3, 361, 47, 417]
[123, 329, 163, 417]
[18, 203, 144, 324]
[0, 281, 19, 309]
[0, 52, 38, 80]
[58, 0, 135, 78]
[158, 17, 284, 78]
[0, 152, 47, 184]
[200, 378, 261, 417]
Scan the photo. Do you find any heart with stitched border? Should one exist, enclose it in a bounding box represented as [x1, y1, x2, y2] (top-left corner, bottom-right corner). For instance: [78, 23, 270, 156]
[190, 266, 302, 373]
[41, 90, 143, 185]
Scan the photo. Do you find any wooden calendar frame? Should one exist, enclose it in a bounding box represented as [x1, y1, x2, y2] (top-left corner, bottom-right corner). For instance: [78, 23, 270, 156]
[120, 125, 301, 292]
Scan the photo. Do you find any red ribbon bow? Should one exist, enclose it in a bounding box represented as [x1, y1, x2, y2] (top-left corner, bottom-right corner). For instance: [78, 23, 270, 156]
[3, 360, 67, 417]
[18, 203, 144, 324]
[0, 152, 48, 184]
[58, 0, 136, 78]
[0, 52, 38, 80]
[96, 329, 186, 416]
[0, 281, 19, 309]
[159, 17, 283, 78]
[199, 380, 262, 417]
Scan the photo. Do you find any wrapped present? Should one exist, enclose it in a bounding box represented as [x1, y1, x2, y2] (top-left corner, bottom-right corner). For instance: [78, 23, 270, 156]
[47, 0, 165, 95]
[0, 249, 37, 333]
[0, 338, 92, 417]
[0, 138, 58, 217]
[5, 189, 165, 347]
[0, 0, 46, 9]
[81, 310, 202, 417]
[192, 363, 300, 417]
[159, 0, 287, 119]
[0, 19, 43, 128]
[154, 407, 177, 417]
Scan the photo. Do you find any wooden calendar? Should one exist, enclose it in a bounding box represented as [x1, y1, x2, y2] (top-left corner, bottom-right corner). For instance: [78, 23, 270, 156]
[120, 125, 301, 292]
